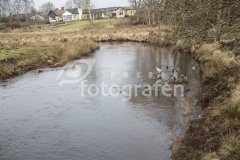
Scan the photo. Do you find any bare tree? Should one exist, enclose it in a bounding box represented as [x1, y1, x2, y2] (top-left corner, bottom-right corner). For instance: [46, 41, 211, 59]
[163, 0, 240, 44]
[65, 0, 74, 9]
[72, 0, 85, 8]
[72, 0, 95, 24]
[128, 0, 142, 22]
[142, 0, 164, 26]
[0, 0, 9, 18]
[23, 0, 34, 22]
[39, 2, 55, 13]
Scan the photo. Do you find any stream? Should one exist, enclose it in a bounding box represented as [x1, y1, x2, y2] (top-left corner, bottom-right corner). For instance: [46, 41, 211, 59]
[0, 42, 202, 160]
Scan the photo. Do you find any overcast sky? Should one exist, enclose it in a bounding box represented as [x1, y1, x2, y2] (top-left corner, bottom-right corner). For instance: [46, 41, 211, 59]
[35, 0, 130, 9]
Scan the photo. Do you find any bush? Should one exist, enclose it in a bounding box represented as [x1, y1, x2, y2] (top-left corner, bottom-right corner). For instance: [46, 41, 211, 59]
[114, 19, 132, 27]
[6, 22, 21, 29]
[0, 23, 6, 29]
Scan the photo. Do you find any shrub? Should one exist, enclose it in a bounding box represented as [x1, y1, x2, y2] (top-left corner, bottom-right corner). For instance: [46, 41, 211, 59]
[6, 22, 21, 29]
[0, 23, 6, 29]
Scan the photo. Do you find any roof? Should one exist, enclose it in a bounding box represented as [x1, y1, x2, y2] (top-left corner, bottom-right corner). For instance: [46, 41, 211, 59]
[66, 8, 79, 14]
[122, 7, 135, 10]
[82, 7, 134, 15]
[38, 12, 48, 18]
[82, 9, 89, 14]
[48, 10, 64, 16]
[92, 7, 120, 14]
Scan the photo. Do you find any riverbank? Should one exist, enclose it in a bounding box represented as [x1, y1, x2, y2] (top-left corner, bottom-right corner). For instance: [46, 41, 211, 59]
[171, 40, 240, 159]
[0, 24, 169, 80]
[0, 40, 99, 80]
[1, 22, 240, 159]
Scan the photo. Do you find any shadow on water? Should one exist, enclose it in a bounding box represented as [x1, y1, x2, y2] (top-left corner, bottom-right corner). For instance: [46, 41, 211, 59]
[0, 42, 202, 160]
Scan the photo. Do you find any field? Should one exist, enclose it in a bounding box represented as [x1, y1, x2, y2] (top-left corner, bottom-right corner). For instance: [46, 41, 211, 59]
[0, 19, 158, 80]
[54, 19, 123, 30]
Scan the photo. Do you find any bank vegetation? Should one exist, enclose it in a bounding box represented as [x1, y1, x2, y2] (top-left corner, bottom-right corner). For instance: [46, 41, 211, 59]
[1, 0, 240, 159]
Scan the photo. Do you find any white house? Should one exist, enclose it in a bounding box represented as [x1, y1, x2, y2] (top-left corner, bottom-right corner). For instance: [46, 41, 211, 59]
[62, 8, 82, 21]
[48, 8, 65, 23]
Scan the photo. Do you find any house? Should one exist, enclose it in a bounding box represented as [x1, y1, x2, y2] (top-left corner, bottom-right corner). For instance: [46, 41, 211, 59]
[91, 7, 128, 19]
[123, 7, 136, 17]
[47, 8, 65, 23]
[91, 7, 118, 19]
[111, 8, 126, 18]
[76, 7, 136, 20]
[62, 8, 82, 21]
[30, 12, 48, 21]
[82, 9, 90, 20]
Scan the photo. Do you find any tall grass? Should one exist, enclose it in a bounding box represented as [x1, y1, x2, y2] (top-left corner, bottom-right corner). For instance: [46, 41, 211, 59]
[0, 40, 99, 80]
[49, 41, 99, 65]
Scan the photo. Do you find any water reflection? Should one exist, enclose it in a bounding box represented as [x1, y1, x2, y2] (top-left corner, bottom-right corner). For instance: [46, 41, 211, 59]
[0, 42, 201, 160]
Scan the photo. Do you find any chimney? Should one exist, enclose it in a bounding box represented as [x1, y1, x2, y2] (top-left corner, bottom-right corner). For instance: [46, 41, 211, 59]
[61, 7, 64, 10]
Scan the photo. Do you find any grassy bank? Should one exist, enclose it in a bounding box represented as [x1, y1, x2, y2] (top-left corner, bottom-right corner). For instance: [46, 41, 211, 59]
[0, 22, 171, 80]
[171, 40, 240, 159]
[0, 41, 99, 80]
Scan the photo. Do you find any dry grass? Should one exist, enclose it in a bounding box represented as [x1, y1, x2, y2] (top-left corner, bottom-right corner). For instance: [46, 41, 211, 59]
[219, 133, 240, 160]
[0, 39, 99, 79]
[0, 24, 172, 80]
[0, 24, 170, 46]
[0, 24, 171, 80]
[193, 43, 239, 91]
[172, 40, 240, 160]
[3, 21, 240, 159]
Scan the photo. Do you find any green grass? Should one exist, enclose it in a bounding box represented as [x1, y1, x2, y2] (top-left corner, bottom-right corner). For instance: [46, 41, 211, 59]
[0, 47, 44, 61]
[56, 18, 123, 30]
[34, 24, 50, 29]
[226, 103, 240, 120]
[0, 23, 6, 29]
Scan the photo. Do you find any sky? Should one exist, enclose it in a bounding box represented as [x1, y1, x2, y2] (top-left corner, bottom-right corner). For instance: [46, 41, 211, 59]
[35, 0, 130, 9]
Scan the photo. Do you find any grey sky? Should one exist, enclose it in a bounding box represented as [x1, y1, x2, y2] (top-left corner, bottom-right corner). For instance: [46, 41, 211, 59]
[35, 0, 130, 9]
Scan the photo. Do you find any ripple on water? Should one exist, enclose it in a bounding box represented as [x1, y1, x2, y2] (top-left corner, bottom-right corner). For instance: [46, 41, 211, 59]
[0, 42, 202, 160]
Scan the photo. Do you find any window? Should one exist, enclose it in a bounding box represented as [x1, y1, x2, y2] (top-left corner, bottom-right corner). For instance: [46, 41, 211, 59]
[64, 15, 72, 21]
[50, 16, 56, 20]
[119, 10, 123, 15]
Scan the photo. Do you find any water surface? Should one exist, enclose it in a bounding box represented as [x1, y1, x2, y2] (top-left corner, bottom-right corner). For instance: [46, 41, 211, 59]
[0, 42, 201, 160]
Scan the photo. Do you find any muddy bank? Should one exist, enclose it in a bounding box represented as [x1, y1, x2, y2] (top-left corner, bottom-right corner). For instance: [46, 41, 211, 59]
[171, 40, 240, 160]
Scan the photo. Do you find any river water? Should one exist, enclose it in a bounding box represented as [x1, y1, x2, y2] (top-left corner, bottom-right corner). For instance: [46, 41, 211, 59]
[0, 42, 202, 160]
